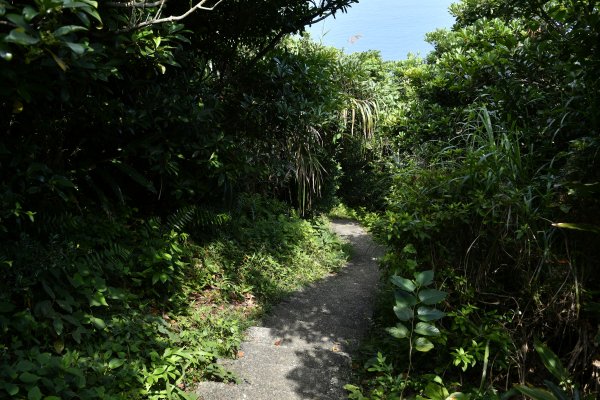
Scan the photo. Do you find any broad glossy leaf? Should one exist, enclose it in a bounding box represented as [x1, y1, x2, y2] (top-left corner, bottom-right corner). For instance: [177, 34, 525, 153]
[414, 270, 434, 286]
[391, 275, 416, 292]
[23, 6, 39, 22]
[417, 306, 446, 321]
[393, 303, 413, 321]
[414, 322, 441, 336]
[4, 29, 39, 45]
[418, 288, 447, 305]
[387, 323, 409, 339]
[414, 337, 434, 352]
[53, 25, 88, 37]
[394, 290, 417, 308]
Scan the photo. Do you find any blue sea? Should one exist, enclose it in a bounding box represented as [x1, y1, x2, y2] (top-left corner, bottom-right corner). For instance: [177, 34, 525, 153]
[305, 0, 456, 61]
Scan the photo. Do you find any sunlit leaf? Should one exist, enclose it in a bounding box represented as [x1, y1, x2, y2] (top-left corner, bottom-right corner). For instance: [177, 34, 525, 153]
[89, 316, 106, 330]
[387, 323, 409, 339]
[414, 337, 434, 352]
[108, 358, 125, 369]
[552, 222, 600, 234]
[417, 306, 446, 321]
[414, 322, 441, 336]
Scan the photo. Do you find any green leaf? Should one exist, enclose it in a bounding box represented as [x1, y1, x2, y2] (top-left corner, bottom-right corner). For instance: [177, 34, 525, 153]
[23, 6, 39, 21]
[89, 316, 106, 330]
[19, 371, 40, 384]
[387, 323, 409, 339]
[414, 337, 434, 352]
[445, 393, 471, 400]
[534, 339, 570, 383]
[414, 322, 441, 336]
[394, 290, 418, 307]
[53, 25, 87, 36]
[54, 340, 65, 354]
[415, 270, 434, 286]
[108, 358, 125, 369]
[56, 299, 73, 313]
[6, 14, 27, 27]
[4, 29, 39, 45]
[391, 275, 416, 292]
[66, 366, 86, 388]
[513, 385, 557, 400]
[65, 41, 85, 55]
[417, 306, 446, 321]
[2, 382, 19, 395]
[53, 318, 64, 335]
[418, 288, 448, 305]
[544, 381, 569, 400]
[27, 386, 42, 400]
[393, 303, 413, 321]
[423, 382, 449, 399]
[90, 292, 108, 307]
[16, 360, 36, 372]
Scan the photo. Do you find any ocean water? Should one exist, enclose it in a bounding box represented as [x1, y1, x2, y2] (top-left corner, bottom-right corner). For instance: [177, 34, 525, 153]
[306, 0, 456, 61]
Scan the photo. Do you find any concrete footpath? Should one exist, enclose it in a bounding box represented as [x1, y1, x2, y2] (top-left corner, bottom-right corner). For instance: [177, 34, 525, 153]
[195, 219, 383, 400]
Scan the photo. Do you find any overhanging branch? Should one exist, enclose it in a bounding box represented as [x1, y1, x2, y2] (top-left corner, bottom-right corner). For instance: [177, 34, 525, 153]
[117, 0, 225, 31]
[106, 1, 166, 8]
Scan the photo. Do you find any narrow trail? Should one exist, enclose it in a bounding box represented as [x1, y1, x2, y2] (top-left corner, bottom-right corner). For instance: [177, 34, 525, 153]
[195, 219, 384, 400]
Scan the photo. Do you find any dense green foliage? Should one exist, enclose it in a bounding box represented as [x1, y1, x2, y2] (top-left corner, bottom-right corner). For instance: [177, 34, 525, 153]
[340, 0, 600, 399]
[0, 193, 348, 399]
[0, 1, 372, 398]
[2, 0, 599, 398]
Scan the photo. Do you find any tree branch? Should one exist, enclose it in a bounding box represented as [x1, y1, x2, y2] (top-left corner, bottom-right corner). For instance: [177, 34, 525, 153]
[106, 1, 166, 8]
[124, 0, 225, 31]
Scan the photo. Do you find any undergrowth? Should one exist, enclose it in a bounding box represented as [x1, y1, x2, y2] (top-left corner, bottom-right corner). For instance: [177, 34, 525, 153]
[0, 195, 348, 399]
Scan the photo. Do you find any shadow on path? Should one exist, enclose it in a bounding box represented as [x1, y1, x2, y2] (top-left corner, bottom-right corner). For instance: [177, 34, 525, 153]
[195, 219, 384, 400]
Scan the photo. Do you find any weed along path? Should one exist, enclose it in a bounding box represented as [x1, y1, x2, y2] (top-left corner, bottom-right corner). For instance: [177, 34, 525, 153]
[195, 219, 384, 400]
